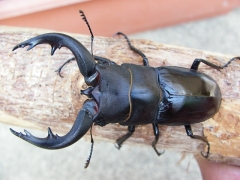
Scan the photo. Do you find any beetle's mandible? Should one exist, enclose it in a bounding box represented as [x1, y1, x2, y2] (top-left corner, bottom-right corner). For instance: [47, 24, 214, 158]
[10, 10, 240, 168]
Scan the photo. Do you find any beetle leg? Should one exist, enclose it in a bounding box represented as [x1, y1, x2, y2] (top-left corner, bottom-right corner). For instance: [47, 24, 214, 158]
[152, 123, 165, 156]
[115, 126, 135, 149]
[56, 55, 116, 77]
[114, 32, 149, 66]
[55, 57, 76, 78]
[191, 57, 240, 70]
[94, 56, 116, 65]
[185, 125, 210, 158]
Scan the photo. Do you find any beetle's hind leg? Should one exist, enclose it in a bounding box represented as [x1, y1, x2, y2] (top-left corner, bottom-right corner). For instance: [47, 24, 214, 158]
[115, 126, 135, 149]
[191, 57, 240, 71]
[185, 125, 210, 158]
[114, 32, 149, 66]
[152, 123, 165, 156]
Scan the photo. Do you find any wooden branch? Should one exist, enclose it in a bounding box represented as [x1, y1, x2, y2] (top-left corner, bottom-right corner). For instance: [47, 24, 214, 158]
[0, 26, 239, 166]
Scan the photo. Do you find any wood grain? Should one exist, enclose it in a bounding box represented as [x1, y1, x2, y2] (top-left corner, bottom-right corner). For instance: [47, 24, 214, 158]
[0, 26, 239, 166]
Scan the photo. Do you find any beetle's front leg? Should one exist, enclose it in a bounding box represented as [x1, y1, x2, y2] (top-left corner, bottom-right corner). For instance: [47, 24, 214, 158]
[185, 125, 210, 158]
[55, 57, 76, 78]
[56, 55, 116, 77]
[115, 126, 135, 149]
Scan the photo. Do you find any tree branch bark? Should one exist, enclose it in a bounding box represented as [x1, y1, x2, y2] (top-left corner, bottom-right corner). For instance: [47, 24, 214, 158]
[0, 26, 239, 166]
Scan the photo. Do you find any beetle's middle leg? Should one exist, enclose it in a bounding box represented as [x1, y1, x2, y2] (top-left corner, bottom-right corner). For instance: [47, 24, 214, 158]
[185, 125, 210, 158]
[115, 126, 135, 149]
[115, 32, 149, 66]
[56, 55, 116, 77]
[152, 123, 164, 156]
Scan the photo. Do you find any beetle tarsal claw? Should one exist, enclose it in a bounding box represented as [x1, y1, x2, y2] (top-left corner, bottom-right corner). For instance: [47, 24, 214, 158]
[114, 143, 121, 150]
[201, 151, 209, 158]
[155, 149, 165, 156]
[200, 141, 210, 158]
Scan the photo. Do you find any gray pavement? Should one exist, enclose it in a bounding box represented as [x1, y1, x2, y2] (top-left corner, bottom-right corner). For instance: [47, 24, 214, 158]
[1, 7, 240, 180]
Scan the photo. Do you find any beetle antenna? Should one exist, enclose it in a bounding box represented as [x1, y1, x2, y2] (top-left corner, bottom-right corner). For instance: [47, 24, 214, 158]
[84, 125, 94, 168]
[79, 10, 94, 57]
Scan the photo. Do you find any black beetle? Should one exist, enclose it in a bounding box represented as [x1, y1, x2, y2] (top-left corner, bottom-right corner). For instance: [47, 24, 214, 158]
[10, 10, 240, 168]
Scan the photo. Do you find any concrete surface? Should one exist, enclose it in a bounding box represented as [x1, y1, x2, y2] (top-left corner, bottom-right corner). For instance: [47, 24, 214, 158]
[1, 7, 240, 180]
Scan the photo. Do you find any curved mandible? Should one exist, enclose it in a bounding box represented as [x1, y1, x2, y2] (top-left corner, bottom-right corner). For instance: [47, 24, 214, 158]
[12, 33, 96, 78]
[10, 108, 93, 149]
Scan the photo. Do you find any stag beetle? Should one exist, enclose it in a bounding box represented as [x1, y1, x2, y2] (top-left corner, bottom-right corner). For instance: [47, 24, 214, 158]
[11, 10, 240, 168]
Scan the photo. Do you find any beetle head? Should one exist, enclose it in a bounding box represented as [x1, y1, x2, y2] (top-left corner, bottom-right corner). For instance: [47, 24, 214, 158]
[11, 31, 100, 148]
